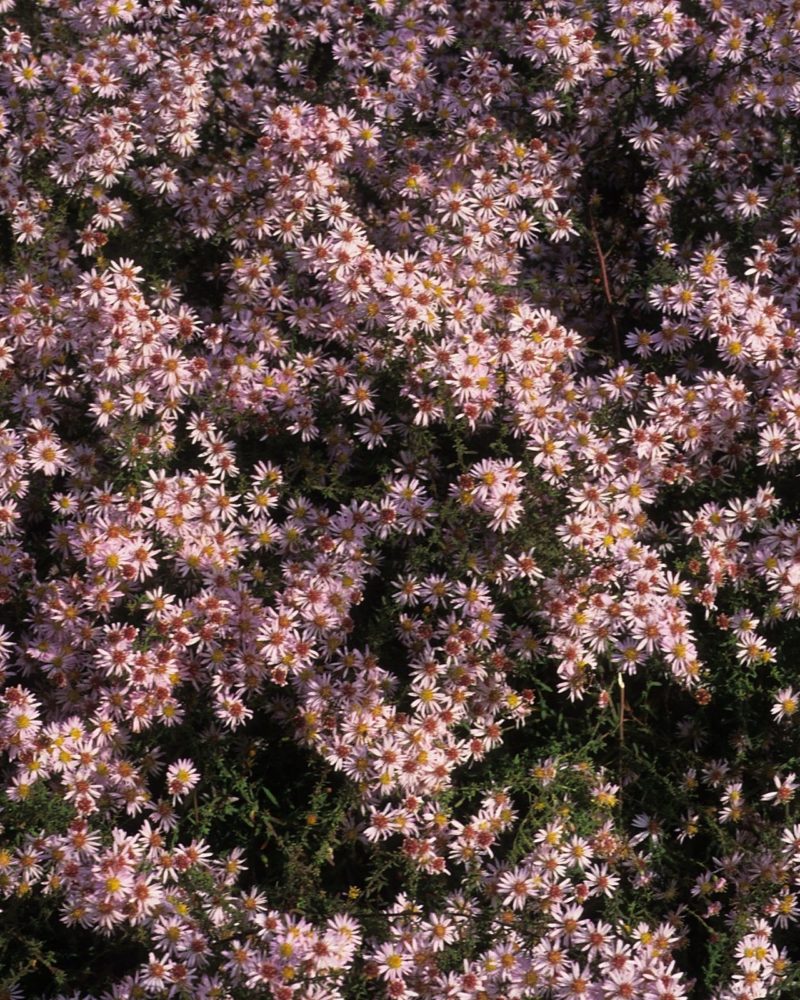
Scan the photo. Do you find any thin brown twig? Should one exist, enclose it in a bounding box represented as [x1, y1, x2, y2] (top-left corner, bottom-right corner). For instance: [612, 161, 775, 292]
[588, 200, 622, 361]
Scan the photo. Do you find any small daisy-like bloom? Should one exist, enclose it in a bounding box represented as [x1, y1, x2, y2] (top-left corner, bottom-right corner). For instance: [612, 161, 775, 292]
[497, 867, 533, 910]
[166, 758, 200, 801]
[355, 412, 394, 449]
[781, 212, 800, 242]
[548, 212, 577, 241]
[341, 378, 375, 415]
[762, 772, 798, 805]
[28, 438, 69, 476]
[781, 824, 800, 857]
[0, 625, 14, 666]
[630, 813, 663, 845]
[627, 115, 661, 153]
[758, 426, 788, 465]
[733, 186, 767, 219]
[372, 941, 411, 980]
[12, 57, 43, 89]
[772, 688, 799, 723]
[655, 75, 688, 107]
[424, 913, 456, 951]
[584, 863, 620, 898]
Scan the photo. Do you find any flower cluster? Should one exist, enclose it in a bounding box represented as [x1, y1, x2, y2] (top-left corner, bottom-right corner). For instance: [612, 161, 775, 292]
[2, 0, 800, 996]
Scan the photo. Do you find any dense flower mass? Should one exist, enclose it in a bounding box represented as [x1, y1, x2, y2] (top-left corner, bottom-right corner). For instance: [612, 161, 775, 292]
[2, 0, 800, 996]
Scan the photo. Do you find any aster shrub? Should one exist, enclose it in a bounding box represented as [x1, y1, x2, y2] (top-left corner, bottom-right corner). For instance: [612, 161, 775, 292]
[3, 0, 800, 997]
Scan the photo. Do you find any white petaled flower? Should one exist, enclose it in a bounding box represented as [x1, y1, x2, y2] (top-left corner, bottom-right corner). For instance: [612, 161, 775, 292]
[166, 758, 200, 801]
